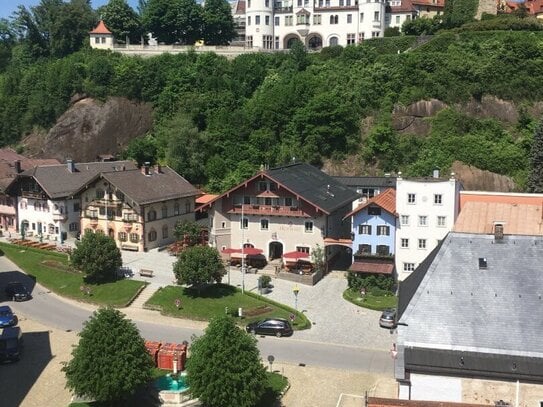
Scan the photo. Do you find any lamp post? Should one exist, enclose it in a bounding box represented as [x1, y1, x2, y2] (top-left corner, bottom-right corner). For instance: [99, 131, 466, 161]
[293, 284, 300, 310]
[241, 202, 245, 294]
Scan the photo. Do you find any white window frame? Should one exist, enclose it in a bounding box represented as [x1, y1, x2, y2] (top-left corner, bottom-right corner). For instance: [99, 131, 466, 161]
[401, 238, 409, 248]
[407, 193, 416, 204]
[304, 221, 314, 233]
[260, 219, 269, 230]
[376, 225, 390, 236]
[434, 194, 443, 205]
[240, 217, 248, 229]
[418, 239, 426, 249]
[400, 215, 409, 226]
[418, 215, 428, 226]
[403, 262, 415, 272]
[437, 216, 446, 227]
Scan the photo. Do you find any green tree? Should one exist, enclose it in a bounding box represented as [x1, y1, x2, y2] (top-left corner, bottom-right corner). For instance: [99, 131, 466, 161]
[402, 16, 441, 35]
[174, 220, 203, 246]
[98, 0, 143, 44]
[63, 307, 153, 403]
[173, 245, 225, 288]
[311, 244, 326, 274]
[122, 135, 158, 165]
[384, 26, 400, 37]
[186, 315, 267, 407]
[71, 232, 122, 283]
[177, 0, 203, 45]
[528, 118, 543, 192]
[201, 0, 235, 45]
[142, 0, 184, 43]
[442, 0, 478, 28]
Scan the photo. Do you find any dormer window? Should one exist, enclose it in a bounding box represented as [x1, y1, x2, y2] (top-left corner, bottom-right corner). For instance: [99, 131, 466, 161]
[478, 257, 488, 269]
[258, 182, 267, 192]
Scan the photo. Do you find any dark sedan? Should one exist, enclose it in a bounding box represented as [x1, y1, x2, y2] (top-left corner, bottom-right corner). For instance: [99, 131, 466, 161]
[246, 318, 293, 337]
[5, 282, 32, 302]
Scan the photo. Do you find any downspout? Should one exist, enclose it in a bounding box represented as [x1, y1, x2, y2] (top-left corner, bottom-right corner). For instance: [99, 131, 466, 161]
[140, 205, 146, 252]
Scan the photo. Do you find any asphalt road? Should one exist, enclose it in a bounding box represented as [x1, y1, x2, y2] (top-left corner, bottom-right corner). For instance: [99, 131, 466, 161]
[0, 257, 394, 375]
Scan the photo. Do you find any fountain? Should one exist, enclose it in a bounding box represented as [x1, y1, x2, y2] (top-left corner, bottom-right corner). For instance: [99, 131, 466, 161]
[154, 372, 198, 406]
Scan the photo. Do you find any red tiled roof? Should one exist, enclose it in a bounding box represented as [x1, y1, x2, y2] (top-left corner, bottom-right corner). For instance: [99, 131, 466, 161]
[349, 261, 394, 275]
[234, 0, 246, 14]
[368, 397, 493, 407]
[390, 0, 417, 13]
[89, 20, 112, 35]
[196, 194, 218, 205]
[411, 0, 444, 6]
[344, 188, 396, 219]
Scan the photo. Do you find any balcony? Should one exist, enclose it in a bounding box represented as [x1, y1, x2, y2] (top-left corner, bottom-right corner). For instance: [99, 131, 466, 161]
[228, 204, 309, 217]
[274, 6, 293, 12]
[52, 212, 67, 221]
[21, 191, 46, 199]
[314, 4, 358, 10]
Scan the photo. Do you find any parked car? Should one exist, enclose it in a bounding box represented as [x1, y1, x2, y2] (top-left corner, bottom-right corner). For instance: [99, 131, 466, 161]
[0, 306, 18, 328]
[246, 318, 293, 337]
[0, 326, 23, 362]
[379, 308, 397, 329]
[5, 282, 32, 301]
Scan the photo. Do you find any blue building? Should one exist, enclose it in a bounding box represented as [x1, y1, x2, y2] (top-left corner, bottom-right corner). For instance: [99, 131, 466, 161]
[344, 188, 396, 276]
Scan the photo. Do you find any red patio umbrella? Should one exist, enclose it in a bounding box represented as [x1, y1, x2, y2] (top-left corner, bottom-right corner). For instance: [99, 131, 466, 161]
[221, 248, 241, 254]
[239, 247, 263, 256]
[282, 251, 311, 261]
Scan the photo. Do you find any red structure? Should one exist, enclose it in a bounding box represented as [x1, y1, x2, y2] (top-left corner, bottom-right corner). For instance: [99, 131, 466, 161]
[145, 341, 162, 367]
[157, 343, 188, 371]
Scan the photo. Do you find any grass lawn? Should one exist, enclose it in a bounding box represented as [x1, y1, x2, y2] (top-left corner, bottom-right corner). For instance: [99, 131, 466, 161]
[69, 371, 288, 407]
[0, 242, 146, 307]
[343, 288, 397, 311]
[146, 283, 311, 330]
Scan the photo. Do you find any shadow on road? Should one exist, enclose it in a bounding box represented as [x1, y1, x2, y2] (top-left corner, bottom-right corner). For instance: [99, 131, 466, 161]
[0, 330, 52, 406]
[0, 270, 37, 302]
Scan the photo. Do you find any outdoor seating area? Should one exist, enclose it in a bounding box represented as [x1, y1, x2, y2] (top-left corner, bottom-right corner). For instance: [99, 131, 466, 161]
[8, 238, 63, 253]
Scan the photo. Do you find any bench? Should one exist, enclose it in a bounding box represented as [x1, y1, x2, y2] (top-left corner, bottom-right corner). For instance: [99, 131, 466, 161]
[139, 269, 154, 278]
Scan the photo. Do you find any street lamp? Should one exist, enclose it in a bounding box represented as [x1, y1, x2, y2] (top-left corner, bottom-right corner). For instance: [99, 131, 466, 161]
[293, 284, 300, 310]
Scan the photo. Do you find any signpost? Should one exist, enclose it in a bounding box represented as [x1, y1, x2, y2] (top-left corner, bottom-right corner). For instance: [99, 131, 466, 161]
[267, 355, 275, 373]
[293, 285, 300, 310]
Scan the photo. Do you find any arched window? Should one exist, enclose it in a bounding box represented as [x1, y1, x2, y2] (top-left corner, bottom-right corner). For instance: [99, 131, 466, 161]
[148, 230, 157, 242]
[162, 225, 168, 239]
[147, 209, 157, 222]
[329, 36, 339, 46]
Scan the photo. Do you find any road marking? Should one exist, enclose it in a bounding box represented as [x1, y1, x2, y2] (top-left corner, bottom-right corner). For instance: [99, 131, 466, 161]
[336, 393, 365, 407]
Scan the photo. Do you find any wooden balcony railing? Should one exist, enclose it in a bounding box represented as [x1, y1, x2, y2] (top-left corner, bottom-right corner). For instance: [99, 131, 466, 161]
[228, 204, 309, 217]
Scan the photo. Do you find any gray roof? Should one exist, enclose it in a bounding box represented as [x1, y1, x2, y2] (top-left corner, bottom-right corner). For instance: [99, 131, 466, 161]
[334, 176, 397, 189]
[19, 161, 137, 199]
[101, 167, 199, 205]
[266, 163, 360, 214]
[399, 232, 543, 359]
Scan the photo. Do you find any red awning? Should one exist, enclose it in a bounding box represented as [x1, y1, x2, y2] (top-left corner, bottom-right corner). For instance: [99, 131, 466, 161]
[282, 251, 310, 261]
[221, 248, 241, 254]
[349, 261, 394, 275]
[231, 247, 264, 257]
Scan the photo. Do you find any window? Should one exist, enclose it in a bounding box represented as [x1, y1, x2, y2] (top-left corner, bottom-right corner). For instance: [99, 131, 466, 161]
[101, 37, 106, 44]
[275, 16, 280, 25]
[358, 32, 364, 43]
[240, 217, 248, 229]
[147, 209, 157, 221]
[407, 193, 416, 204]
[118, 232, 127, 242]
[296, 246, 310, 254]
[73, 202, 80, 212]
[401, 238, 409, 248]
[313, 14, 321, 24]
[243, 196, 251, 205]
[96, 189, 105, 199]
[130, 233, 139, 243]
[374, 11, 380, 21]
[265, 0, 269, 6]
[162, 206, 168, 218]
[368, 206, 381, 216]
[401, 215, 409, 226]
[84, 228, 93, 235]
[285, 16, 293, 25]
[297, 14, 308, 24]
[174, 203, 180, 215]
[437, 216, 446, 227]
[304, 221, 313, 233]
[340, 0, 344, 5]
[263, 35, 273, 49]
[247, 16, 251, 25]
[275, 36, 280, 49]
[347, 14, 352, 23]
[347, 33, 356, 44]
[377, 225, 390, 236]
[255, 15, 260, 25]
[265, 15, 270, 25]
[246, 35, 253, 47]
[360, 12, 364, 22]
[395, 15, 400, 24]
[162, 225, 168, 239]
[95, 37, 100, 44]
[376, 245, 390, 255]
[148, 230, 157, 242]
[358, 244, 371, 254]
[258, 181, 267, 191]
[69, 222, 78, 231]
[185, 201, 191, 213]
[248, 0, 251, 6]
[285, 197, 293, 207]
[372, 31, 380, 38]
[434, 194, 443, 204]
[403, 263, 415, 272]
[297, 0, 302, 5]
[418, 216, 427, 226]
[359, 224, 372, 235]
[418, 239, 427, 249]
[260, 219, 269, 230]
[329, 36, 338, 46]
[330, 14, 338, 24]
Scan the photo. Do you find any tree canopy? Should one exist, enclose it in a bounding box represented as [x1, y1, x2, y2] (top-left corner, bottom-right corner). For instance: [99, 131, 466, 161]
[173, 245, 225, 288]
[201, 0, 236, 45]
[528, 118, 543, 192]
[186, 315, 267, 407]
[98, 0, 142, 43]
[71, 232, 122, 283]
[63, 307, 154, 403]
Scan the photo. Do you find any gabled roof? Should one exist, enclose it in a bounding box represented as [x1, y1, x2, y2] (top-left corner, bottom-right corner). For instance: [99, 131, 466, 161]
[334, 176, 396, 189]
[196, 194, 219, 205]
[344, 188, 396, 219]
[199, 163, 359, 215]
[98, 167, 200, 206]
[398, 232, 543, 360]
[0, 152, 60, 193]
[18, 161, 137, 199]
[390, 0, 417, 13]
[89, 20, 112, 35]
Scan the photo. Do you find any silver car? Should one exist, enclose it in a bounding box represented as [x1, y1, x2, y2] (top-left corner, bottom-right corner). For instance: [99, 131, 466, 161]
[379, 308, 397, 329]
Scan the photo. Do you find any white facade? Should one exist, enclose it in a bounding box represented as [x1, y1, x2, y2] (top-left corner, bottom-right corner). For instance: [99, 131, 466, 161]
[395, 173, 460, 281]
[18, 197, 81, 242]
[89, 33, 114, 50]
[245, 0, 386, 49]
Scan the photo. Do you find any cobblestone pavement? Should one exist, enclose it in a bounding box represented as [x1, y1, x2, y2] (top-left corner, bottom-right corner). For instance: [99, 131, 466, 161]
[120, 248, 396, 351]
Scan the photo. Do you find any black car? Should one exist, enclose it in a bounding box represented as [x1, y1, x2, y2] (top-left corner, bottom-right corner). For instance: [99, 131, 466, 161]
[5, 282, 31, 302]
[246, 318, 293, 337]
[379, 308, 397, 329]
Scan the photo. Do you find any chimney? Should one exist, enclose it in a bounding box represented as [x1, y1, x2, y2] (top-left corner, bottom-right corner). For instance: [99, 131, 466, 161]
[155, 164, 162, 174]
[14, 160, 21, 174]
[67, 159, 75, 173]
[141, 162, 150, 176]
[494, 224, 504, 241]
[433, 168, 440, 178]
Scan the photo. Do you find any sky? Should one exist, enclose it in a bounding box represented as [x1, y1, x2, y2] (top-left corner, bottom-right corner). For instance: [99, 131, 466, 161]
[0, 0, 140, 20]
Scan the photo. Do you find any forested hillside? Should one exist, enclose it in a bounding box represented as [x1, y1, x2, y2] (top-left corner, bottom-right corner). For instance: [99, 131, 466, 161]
[1, 26, 543, 191]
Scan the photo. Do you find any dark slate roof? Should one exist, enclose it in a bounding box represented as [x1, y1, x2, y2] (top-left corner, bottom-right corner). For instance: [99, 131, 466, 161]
[334, 176, 397, 189]
[266, 163, 360, 214]
[101, 167, 199, 205]
[20, 161, 137, 199]
[398, 232, 543, 359]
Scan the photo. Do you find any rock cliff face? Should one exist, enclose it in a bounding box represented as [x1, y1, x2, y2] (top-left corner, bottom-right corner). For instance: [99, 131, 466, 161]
[450, 161, 518, 192]
[22, 97, 153, 162]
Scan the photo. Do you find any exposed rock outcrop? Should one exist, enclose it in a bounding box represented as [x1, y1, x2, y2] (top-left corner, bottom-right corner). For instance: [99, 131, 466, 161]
[451, 161, 518, 192]
[22, 97, 153, 162]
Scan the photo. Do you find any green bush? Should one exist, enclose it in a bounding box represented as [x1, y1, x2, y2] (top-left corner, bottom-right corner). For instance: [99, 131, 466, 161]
[259, 275, 271, 288]
[347, 272, 394, 294]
